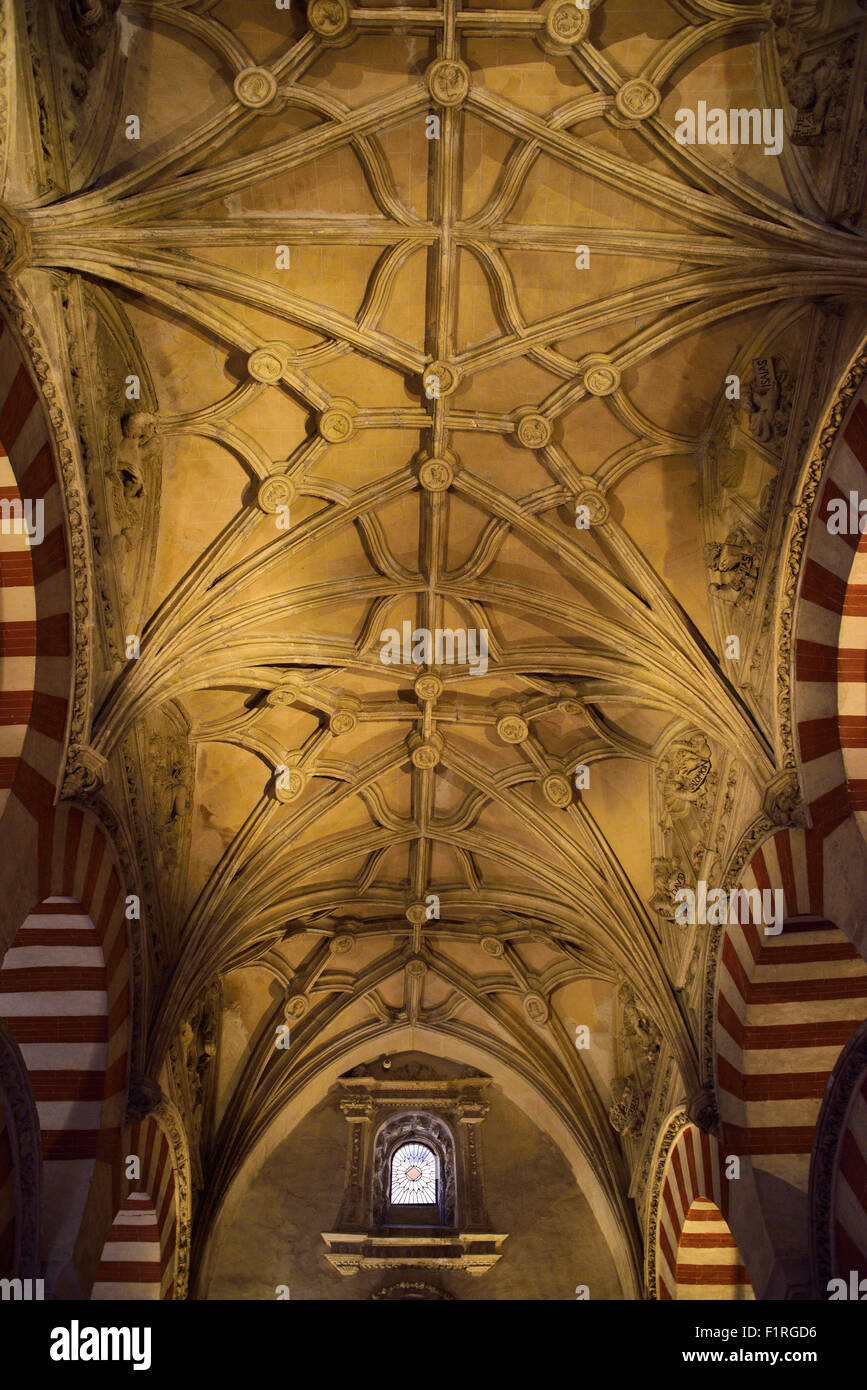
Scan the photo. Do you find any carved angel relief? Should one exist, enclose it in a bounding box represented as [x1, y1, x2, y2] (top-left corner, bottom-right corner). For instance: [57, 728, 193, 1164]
[780, 33, 855, 148]
[739, 357, 794, 449]
[608, 1074, 645, 1138]
[618, 984, 662, 1091]
[608, 987, 662, 1146]
[649, 857, 689, 925]
[171, 985, 219, 1173]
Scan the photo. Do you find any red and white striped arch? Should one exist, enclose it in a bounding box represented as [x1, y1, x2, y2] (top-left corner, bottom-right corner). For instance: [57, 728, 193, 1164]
[795, 386, 867, 834]
[0, 312, 71, 841]
[652, 1120, 753, 1300]
[676, 1198, 754, 1301]
[0, 805, 132, 1286]
[715, 826, 867, 1161]
[91, 1190, 162, 1300]
[116, 1115, 180, 1300]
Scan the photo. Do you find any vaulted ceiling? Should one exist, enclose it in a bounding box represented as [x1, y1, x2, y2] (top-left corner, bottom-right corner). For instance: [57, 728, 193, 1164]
[7, 0, 867, 1288]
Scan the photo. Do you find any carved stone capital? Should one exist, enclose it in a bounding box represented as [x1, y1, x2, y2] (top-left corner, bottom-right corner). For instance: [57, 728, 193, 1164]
[762, 769, 806, 827]
[686, 1082, 720, 1138]
[125, 1075, 163, 1124]
[61, 744, 109, 801]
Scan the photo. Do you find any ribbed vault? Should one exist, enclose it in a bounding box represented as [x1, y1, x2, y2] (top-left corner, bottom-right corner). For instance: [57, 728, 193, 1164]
[5, 0, 867, 1293]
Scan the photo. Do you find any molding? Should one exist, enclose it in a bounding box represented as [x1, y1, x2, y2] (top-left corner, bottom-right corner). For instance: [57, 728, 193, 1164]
[774, 338, 867, 773]
[643, 1108, 689, 1300]
[154, 1098, 192, 1301]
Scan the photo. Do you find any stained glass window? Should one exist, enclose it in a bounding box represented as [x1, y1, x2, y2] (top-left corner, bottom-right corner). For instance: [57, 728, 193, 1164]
[390, 1142, 438, 1205]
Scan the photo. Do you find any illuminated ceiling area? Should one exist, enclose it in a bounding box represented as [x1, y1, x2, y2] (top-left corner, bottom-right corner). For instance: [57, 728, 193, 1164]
[2, 0, 866, 1301]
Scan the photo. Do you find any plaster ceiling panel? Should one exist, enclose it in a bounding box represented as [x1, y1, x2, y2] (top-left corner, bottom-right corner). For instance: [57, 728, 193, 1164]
[427, 840, 469, 881]
[198, 243, 385, 321]
[578, 755, 654, 902]
[454, 246, 507, 351]
[553, 977, 617, 1096]
[213, 142, 385, 217]
[120, 302, 235, 415]
[460, 115, 523, 221]
[610, 453, 714, 638]
[595, 0, 682, 47]
[621, 312, 769, 436]
[149, 435, 245, 606]
[215, 966, 279, 1123]
[507, 151, 699, 234]
[455, 354, 564, 414]
[502, 248, 675, 321]
[102, 28, 225, 166]
[212, 0, 306, 60]
[663, 43, 790, 199]
[374, 121, 436, 221]
[464, 39, 591, 113]
[558, 395, 636, 469]
[207, 108, 324, 165]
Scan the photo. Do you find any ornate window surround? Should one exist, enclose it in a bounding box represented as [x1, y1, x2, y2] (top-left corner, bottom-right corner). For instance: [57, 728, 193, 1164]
[321, 1066, 508, 1277]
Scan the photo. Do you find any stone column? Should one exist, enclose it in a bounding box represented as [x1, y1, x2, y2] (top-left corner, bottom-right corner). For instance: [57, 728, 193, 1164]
[337, 1097, 375, 1229]
[455, 1099, 490, 1232]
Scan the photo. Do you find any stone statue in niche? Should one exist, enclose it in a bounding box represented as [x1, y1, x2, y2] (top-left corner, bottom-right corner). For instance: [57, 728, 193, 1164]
[57, 0, 122, 99]
[180, 992, 218, 1142]
[106, 412, 158, 551]
[148, 730, 192, 864]
[705, 527, 760, 605]
[658, 731, 715, 872]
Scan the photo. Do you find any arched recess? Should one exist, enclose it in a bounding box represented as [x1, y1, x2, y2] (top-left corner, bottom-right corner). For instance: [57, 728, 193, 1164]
[676, 1199, 754, 1301]
[810, 1019, 867, 1297]
[0, 1017, 40, 1278]
[0, 805, 132, 1292]
[647, 1116, 752, 1300]
[196, 1024, 642, 1301]
[91, 1191, 162, 1300]
[714, 825, 867, 1296]
[0, 310, 72, 857]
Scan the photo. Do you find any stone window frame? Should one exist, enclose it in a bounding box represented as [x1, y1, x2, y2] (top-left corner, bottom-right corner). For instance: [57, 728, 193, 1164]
[371, 1110, 457, 1227]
